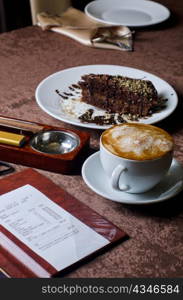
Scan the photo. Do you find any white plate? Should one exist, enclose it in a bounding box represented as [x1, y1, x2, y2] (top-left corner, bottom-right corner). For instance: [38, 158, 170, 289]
[85, 0, 170, 27]
[35, 65, 178, 130]
[82, 152, 183, 205]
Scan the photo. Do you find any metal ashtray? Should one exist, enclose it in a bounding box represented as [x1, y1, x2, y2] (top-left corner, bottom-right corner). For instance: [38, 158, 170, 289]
[30, 130, 80, 154]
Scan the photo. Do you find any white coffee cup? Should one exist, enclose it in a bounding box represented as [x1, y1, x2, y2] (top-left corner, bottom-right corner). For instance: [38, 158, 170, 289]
[100, 123, 173, 194]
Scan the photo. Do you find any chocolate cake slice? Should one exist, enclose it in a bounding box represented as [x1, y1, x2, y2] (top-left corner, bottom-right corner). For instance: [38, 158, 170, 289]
[78, 74, 159, 117]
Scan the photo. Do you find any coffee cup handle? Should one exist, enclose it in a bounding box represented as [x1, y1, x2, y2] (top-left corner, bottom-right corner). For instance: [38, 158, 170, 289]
[111, 165, 129, 191]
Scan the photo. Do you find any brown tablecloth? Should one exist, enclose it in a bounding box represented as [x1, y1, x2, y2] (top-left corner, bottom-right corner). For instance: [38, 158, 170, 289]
[0, 0, 183, 277]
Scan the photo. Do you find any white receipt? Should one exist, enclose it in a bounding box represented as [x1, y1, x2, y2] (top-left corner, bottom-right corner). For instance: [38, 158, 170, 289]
[0, 185, 109, 271]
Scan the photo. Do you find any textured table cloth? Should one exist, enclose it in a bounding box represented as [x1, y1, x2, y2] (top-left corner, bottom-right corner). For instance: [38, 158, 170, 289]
[0, 0, 183, 277]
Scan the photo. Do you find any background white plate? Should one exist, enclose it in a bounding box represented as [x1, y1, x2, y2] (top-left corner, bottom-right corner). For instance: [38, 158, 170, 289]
[85, 0, 170, 27]
[35, 65, 178, 130]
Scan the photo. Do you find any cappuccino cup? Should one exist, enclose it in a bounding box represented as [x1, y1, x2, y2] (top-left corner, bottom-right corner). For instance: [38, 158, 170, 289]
[100, 123, 173, 194]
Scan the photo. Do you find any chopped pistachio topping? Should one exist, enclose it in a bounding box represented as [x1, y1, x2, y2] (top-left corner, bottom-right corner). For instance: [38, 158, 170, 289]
[113, 76, 155, 97]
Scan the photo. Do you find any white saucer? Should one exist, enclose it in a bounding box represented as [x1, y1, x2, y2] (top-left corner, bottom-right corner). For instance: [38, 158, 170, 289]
[82, 152, 183, 205]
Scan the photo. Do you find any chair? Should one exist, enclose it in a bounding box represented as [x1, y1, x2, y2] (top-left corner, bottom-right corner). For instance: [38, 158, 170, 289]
[29, 0, 72, 24]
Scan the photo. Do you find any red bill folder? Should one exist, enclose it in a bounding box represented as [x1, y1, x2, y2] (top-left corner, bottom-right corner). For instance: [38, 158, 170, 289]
[0, 169, 128, 278]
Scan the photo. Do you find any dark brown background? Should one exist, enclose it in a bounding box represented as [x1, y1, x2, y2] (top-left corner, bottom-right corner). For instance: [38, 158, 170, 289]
[0, 0, 92, 33]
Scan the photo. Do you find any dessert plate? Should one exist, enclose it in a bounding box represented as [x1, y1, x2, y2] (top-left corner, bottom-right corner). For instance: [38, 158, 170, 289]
[85, 0, 170, 27]
[35, 65, 178, 130]
[82, 152, 183, 205]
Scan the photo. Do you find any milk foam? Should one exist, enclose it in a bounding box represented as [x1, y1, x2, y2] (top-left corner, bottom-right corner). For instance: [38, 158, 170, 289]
[102, 123, 173, 160]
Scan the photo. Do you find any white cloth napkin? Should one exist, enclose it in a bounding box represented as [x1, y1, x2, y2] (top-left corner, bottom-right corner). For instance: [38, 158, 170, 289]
[37, 7, 133, 51]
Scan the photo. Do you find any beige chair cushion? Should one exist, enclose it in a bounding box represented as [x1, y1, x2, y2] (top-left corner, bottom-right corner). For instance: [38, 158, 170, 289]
[29, 0, 71, 24]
